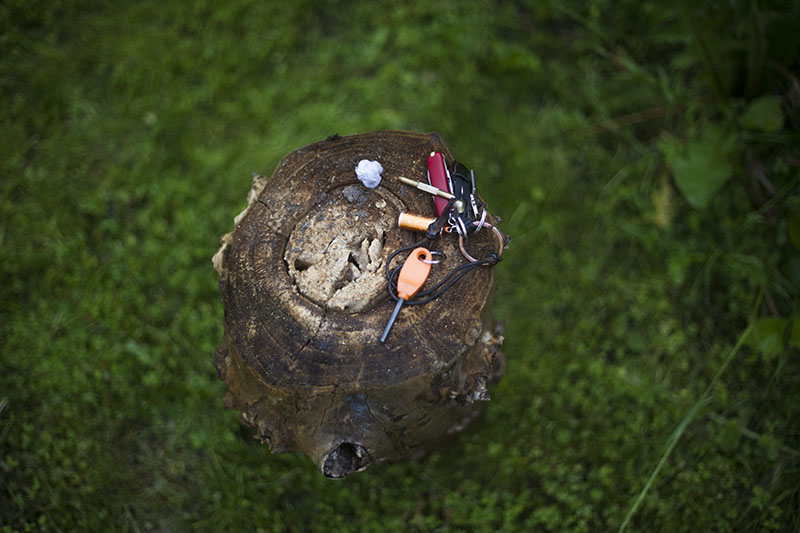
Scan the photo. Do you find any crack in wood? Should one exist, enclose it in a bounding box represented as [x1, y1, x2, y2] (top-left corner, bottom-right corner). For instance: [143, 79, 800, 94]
[290, 306, 328, 365]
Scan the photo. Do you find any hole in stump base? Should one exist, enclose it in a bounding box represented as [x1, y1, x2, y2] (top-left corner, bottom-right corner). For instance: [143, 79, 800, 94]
[322, 442, 371, 479]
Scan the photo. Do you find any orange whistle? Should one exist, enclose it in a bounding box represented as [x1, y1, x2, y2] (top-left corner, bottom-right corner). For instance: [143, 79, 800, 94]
[379, 248, 432, 343]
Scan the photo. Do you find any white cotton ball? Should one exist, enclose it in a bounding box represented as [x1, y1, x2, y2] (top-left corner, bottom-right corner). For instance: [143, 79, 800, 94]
[355, 159, 383, 189]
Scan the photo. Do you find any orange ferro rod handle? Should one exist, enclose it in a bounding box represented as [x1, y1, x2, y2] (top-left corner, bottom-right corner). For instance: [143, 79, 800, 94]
[379, 248, 433, 343]
[396, 248, 432, 300]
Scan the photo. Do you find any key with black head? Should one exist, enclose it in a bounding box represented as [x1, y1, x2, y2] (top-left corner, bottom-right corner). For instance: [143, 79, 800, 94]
[448, 161, 485, 236]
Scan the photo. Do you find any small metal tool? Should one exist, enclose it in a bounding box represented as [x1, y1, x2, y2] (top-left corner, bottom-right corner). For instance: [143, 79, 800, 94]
[379, 247, 433, 343]
[447, 160, 486, 237]
[397, 176, 455, 200]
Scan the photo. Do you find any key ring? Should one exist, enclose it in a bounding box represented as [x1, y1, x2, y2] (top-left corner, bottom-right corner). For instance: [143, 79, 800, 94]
[474, 208, 488, 234]
[420, 251, 445, 265]
[458, 222, 505, 264]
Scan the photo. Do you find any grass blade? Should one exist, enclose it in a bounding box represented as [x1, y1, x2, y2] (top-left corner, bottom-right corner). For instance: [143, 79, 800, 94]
[619, 324, 753, 532]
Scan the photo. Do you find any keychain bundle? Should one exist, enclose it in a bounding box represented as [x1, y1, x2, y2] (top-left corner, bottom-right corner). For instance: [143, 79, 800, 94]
[379, 151, 507, 343]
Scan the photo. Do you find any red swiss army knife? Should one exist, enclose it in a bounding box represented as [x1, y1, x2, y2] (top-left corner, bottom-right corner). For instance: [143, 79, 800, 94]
[426, 151, 452, 216]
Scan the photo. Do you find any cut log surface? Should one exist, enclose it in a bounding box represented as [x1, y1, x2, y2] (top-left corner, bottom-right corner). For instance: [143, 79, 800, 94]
[213, 130, 504, 478]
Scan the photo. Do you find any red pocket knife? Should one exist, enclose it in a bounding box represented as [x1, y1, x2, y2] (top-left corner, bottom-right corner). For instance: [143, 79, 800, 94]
[426, 151, 452, 216]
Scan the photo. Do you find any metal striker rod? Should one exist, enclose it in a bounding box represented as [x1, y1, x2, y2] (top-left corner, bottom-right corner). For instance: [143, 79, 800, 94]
[379, 298, 405, 343]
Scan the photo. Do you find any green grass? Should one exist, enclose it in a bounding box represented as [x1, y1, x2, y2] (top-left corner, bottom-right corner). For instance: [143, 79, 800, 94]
[2, 0, 799, 531]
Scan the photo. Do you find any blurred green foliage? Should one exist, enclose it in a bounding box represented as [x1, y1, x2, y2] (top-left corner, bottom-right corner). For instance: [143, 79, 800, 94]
[1, 0, 799, 531]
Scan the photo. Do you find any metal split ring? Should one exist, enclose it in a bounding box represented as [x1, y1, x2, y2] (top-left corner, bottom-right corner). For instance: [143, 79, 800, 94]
[458, 222, 505, 264]
[474, 208, 488, 234]
[454, 217, 468, 237]
[420, 250, 445, 265]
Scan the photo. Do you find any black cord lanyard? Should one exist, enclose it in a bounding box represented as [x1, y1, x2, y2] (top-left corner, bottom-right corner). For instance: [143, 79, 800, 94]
[384, 238, 501, 305]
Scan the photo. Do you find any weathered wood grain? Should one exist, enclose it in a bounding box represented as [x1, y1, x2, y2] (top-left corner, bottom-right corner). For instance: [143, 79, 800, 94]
[214, 131, 504, 477]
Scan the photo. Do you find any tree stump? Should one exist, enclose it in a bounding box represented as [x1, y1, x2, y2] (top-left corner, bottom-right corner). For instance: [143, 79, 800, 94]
[213, 130, 504, 478]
